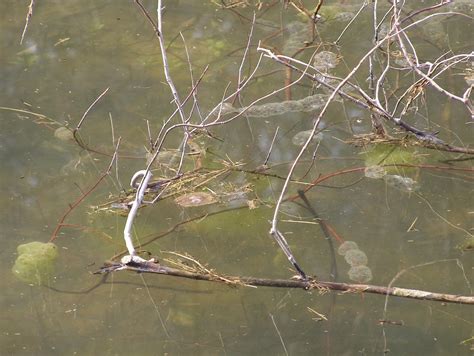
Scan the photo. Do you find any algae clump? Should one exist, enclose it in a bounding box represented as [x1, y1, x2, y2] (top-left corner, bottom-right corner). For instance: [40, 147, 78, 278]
[12, 241, 58, 285]
[363, 144, 421, 176]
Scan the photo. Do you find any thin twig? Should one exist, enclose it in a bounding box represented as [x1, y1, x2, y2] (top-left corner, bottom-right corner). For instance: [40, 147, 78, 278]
[270, 314, 289, 356]
[263, 126, 279, 166]
[74, 87, 110, 131]
[50, 138, 121, 241]
[20, 0, 35, 45]
[334, 0, 369, 45]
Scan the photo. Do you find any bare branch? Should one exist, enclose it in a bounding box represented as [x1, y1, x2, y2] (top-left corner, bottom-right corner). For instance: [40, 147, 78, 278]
[95, 261, 474, 305]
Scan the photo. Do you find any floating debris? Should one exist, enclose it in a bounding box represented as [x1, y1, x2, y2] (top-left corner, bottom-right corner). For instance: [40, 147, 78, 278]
[12, 241, 58, 285]
[364, 165, 386, 179]
[348, 265, 373, 283]
[247, 199, 259, 210]
[54, 126, 74, 142]
[337, 241, 359, 256]
[313, 51, 339, 72]
[384, 174, 419, 192]
[174, 192, 218, 208]
[344, 249, 369, 266]
[215, 94, 328, 118]
[338, 241, 373, 282]
[291, 130, 323, 146]
[110, 202, 130, 210]
[457, 237, 474, 252]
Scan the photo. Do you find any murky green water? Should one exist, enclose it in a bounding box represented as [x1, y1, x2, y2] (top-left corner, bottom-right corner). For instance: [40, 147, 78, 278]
[1, 1, 473, 355]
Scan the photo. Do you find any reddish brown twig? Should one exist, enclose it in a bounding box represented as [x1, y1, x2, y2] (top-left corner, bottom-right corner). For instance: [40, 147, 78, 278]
[50, 139, 121, 242]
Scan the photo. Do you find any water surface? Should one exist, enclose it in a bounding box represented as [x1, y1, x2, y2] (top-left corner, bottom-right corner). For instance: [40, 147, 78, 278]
[1, 1, 472, 354]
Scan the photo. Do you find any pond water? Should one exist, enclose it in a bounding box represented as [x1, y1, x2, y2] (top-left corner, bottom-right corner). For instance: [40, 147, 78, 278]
[1, 1, 473, 355]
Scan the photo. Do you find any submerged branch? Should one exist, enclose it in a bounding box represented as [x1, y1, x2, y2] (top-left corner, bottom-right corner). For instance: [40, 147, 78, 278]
[94, 261, 474, 305]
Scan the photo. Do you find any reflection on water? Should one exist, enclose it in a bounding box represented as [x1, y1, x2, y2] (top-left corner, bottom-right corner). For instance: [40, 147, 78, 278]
[1, 0, 472, 355]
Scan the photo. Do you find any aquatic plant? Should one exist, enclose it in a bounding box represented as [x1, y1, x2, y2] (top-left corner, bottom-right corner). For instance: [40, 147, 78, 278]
[12, 241, 58, 285]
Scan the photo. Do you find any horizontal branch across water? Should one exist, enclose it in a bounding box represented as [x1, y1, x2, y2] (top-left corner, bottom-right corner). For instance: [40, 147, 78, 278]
[95, 260, 474, 306]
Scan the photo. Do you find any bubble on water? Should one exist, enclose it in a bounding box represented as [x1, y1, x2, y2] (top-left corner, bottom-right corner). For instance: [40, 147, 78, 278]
[337, 241, 359, 256]
[344, 249, 368, 266]
[364, 165, 386, 179]
[348, 265, 373, 283]
[292, 130, 323, 146]
[457, 236, 474, 251]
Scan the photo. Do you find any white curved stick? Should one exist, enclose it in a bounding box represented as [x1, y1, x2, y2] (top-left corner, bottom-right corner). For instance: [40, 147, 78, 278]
[123, 169, 153, 261]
